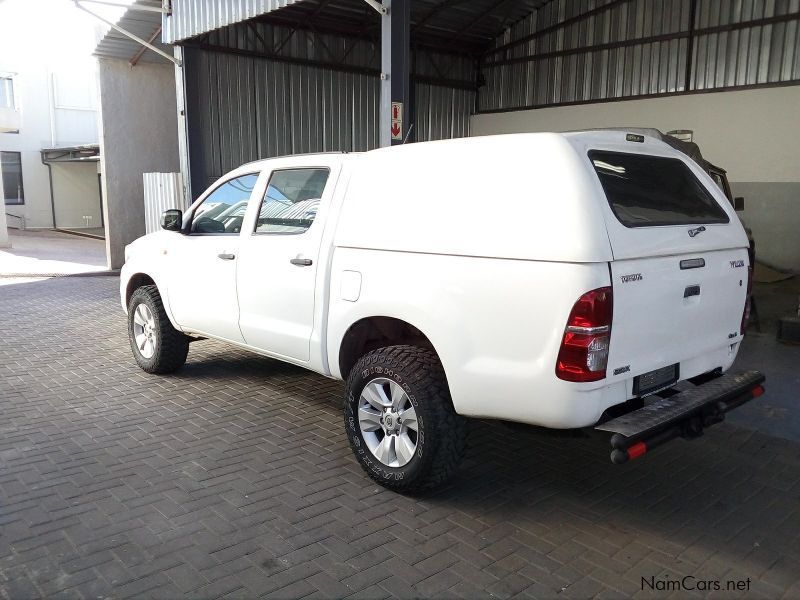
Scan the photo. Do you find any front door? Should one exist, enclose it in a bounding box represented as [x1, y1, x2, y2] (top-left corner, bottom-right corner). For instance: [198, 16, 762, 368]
[236, 165, 336, 362]
[167, 172, 261, 342]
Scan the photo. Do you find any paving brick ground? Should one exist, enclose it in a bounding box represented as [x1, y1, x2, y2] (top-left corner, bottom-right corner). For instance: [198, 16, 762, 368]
[1, 276, 800, 599]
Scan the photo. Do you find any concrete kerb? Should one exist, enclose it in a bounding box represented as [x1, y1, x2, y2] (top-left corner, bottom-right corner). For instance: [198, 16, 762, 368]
[0, 269, 120, 279]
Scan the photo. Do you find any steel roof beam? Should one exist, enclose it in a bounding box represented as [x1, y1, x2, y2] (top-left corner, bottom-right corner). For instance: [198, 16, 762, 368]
[380, 0, 411, 147]
[77, 0, 166, 13]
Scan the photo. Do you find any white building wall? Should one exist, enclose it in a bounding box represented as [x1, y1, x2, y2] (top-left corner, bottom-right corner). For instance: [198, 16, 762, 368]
[0, 172, 8, 247]
[471, 86, 800, 272]
[52, 162, 102, 229]
[0, 0, 100, 230]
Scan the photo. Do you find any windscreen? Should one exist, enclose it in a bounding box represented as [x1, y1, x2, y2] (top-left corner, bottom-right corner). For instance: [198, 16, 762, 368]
[589, 150, 729, 228]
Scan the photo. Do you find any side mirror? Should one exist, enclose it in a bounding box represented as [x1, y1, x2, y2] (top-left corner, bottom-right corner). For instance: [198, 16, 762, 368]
[161, 209, 183, 231]
[733, 197, 745, 211]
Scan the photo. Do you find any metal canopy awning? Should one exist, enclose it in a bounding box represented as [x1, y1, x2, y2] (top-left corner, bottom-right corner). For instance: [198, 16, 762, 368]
[165, 0, 551, 54]
[41, 145, 101, 163]
[92, 1, 172, 65]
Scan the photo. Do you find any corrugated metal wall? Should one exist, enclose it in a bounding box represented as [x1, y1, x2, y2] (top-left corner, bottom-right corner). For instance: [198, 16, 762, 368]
[413, 48, 476, 141]
[184, 46, 379, 192]
[143, 172, 185, 234]
[184, 21, 475, 193]
[479, 0, 800, 111]
[692, 0, 800, 89]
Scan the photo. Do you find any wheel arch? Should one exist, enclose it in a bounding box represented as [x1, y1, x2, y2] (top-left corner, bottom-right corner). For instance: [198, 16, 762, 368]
[125, 273, 156, 308]
[337, 316, 439, 382]
[123, 271, 180, 331]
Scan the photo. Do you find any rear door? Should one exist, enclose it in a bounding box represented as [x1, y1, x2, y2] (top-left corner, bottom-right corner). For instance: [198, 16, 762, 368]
[585, 147, 750, 386]
[236, 161, 339, 363]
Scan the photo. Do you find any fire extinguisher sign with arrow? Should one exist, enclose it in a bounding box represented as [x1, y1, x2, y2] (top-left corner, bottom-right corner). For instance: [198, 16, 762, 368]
[391, 102, 403, 141]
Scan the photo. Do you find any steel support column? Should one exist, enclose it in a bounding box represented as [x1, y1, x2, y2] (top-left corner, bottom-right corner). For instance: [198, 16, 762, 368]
[380, 0, 411, 147]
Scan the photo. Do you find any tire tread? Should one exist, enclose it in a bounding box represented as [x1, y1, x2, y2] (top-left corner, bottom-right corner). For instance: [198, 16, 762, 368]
[345, 345, 466, 493]
[128, 285, 189, 374]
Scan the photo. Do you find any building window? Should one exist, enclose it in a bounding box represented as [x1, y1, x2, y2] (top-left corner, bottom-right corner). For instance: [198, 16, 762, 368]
[0, 77, 14, 109]
[1, 151, 24, 205]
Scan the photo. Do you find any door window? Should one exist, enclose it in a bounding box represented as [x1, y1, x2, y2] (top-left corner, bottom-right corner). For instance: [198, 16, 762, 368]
[255, 168, 330, 234]
[190, 173, 259, 234]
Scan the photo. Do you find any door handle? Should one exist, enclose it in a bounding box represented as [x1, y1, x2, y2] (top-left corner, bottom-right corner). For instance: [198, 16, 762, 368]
[217, 253, 236, 261]
[290, 257, 313, 267]
[684, 285, 701, 298]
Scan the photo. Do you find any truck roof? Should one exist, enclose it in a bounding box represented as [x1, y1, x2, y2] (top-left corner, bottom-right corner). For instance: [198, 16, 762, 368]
[335, 132, 629, 263]
[233, 130, 683, 175]
[332, 130, 740, 263]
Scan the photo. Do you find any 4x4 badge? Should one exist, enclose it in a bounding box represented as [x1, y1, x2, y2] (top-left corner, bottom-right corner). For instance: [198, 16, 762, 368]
[688, 226, 706, 237]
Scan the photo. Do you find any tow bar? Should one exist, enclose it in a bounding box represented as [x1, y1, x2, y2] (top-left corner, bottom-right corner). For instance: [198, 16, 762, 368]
[596, 370, 765, 464]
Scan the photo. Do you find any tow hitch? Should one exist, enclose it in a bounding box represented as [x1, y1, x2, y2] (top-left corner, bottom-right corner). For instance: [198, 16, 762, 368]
[596, 370, 765, 464]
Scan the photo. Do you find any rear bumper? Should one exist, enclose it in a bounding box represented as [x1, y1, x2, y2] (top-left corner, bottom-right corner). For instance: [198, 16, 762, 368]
[596, 370, 765, 464]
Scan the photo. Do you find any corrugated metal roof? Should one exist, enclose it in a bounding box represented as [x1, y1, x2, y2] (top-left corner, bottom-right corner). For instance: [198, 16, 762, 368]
[164, 0, 306, 43]
[165, 0, 553, 53]
[93, 1, 171, 64]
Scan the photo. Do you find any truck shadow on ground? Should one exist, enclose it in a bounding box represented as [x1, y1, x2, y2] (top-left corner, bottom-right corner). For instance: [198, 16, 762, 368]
[4, 277, 798, 597]
[433, 418, 800, 580]
[182, 340, 800, 583]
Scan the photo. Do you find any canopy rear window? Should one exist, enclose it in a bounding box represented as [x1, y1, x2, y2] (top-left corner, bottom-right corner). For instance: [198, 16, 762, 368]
[589, 150, 729, 228]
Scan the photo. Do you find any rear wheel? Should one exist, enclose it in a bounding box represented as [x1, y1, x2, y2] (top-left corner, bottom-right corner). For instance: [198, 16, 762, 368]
[344, 345, 467, 493]
[127, 285, 189, 374]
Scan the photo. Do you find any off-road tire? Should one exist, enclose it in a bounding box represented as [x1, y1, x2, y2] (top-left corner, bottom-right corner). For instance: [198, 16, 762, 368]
[344, 345, 467, 493]
[128, 285, 189, 374]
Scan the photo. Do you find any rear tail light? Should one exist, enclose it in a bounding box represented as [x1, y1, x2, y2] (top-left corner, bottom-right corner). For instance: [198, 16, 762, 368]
[556, 287, 613, 382]
[741, 265, 753, 335]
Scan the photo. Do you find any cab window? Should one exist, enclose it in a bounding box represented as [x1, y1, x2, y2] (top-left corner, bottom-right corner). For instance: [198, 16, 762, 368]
[190, 174, 259, 234]
[255, 168, 330, 235]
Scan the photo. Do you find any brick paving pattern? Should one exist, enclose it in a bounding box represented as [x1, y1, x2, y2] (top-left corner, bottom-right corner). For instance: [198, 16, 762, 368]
[1, 276, 799, 599]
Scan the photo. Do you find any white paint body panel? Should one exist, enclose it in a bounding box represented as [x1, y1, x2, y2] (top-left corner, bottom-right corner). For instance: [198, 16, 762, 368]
[336, 133, 614, 263]
[236, 156, 343, 363]
[166, 234, 245, 343]
[120, 132, 750, 429]
[606, 249, 746, 392]
[326, 249, 621, 427]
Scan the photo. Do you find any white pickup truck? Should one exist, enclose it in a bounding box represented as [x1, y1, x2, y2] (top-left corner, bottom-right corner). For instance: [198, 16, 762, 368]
[121, 131, 765, 492]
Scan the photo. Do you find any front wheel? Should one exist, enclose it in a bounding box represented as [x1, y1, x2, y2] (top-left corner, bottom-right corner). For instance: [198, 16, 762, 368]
[344, 345, 467, 493]
[127, 285, 189, 374]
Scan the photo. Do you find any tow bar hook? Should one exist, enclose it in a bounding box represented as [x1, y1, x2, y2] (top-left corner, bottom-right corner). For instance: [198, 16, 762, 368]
[607, 381, 765, 465]
[681, 416, 706, 440]
[610, 410, 725, 465]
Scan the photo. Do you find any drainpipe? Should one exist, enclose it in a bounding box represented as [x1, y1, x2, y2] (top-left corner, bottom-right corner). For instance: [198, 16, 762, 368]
[40, 153, 57, 229]
[0, 186, 9, 248]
